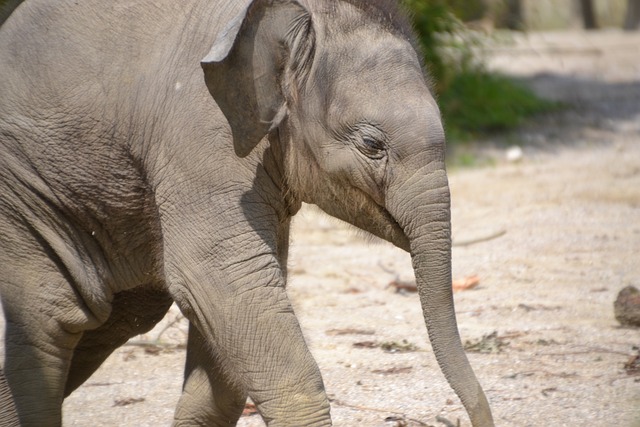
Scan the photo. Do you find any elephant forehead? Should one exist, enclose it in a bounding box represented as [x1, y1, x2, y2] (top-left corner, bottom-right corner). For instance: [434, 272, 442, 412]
[319, 74, 437, 142]
[310, 36, 430, 114]
[320, 31, 422, 84]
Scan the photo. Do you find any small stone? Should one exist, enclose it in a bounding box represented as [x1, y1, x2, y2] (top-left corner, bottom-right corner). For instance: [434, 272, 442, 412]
[614, 286, 640, 327]
[506, 145, 523, 162]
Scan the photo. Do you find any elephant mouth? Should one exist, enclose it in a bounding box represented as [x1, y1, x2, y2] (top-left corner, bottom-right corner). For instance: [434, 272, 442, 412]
[345, 186, 410, 252]
[375, 200, 411, 252]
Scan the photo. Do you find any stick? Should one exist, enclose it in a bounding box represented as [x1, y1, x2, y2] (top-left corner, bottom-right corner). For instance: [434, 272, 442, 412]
[331, 399, 432, 426]
[453, 229, 506, 247]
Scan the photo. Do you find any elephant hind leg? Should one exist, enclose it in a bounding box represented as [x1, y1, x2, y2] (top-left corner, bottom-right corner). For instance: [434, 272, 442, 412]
[3, 300, 83, 427]
[1, 234, 101, 426]
[64, 285, 173, 396]
[0, 367, 20, 427]
[174, 324, 247, 427]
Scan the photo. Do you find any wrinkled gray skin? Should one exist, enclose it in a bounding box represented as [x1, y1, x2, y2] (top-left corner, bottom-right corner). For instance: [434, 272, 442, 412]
[0, 0, 494, 426]
[0, 367, 19, 427]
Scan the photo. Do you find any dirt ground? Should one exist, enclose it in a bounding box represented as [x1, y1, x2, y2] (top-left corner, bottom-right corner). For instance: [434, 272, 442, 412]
[61, 30, 640, 426]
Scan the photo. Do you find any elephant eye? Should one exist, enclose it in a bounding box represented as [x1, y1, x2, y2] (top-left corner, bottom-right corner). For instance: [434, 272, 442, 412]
[358, 136, 386, 159]
[363, 136, 382, 150]
[343, 122, 387, 160]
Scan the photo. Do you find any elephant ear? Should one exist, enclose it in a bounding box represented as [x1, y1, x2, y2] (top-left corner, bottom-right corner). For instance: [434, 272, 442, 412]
[202, 0, 312, 157]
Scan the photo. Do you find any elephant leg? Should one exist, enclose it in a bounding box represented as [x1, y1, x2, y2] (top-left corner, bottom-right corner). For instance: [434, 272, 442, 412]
[0, 220, 108, 426]
[169, 270, 331, 427]
[161, 186, 328, 425]
[0, 367, 20, 427]
[64, 286, 173, 395]
[174, 324, 247, 427]
[3, 295, 83, 427]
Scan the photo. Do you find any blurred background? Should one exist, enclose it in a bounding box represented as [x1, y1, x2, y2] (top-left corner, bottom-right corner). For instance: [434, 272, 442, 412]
[401, 0, 639, 152]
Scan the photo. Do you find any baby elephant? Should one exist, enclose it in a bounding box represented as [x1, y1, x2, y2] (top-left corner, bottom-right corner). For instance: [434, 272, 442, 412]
[0, 0, 494, 425]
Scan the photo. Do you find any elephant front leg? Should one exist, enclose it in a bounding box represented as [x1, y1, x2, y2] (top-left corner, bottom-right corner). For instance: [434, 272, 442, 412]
[174, 323, 247, 426]
[168, 261, 331, 427]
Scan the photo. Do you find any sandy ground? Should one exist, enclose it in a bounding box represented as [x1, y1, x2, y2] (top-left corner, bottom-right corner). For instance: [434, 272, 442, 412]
[59, 30, 640, 426]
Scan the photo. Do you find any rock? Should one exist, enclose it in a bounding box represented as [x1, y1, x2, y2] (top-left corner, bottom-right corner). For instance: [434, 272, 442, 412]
[614, 286, 640, 327]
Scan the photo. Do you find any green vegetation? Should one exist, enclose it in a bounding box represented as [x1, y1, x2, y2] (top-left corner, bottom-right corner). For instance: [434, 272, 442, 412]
[402, 0, 557, 142]
[439, 71, 557, 137]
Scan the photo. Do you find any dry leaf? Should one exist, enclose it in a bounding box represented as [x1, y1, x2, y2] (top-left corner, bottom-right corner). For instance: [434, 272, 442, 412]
[452, 275, 480, 292]
[624, 347, 640, 376]
[143, 345, 162, 355]
[380, 340, 418, 353]
[353, 341, 379, 349]
[242, 402, 259, 416]
[112, 397, 145, 407]
[388, 280, 418, 293]
[389, 275, 480, 294]
[353, 340, 418, 353]
[372, 366, 413, 375]
[464, 331, 509, 354]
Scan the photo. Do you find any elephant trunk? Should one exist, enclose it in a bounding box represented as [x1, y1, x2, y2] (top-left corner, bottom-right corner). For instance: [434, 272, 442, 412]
[388, 166, 494, 427]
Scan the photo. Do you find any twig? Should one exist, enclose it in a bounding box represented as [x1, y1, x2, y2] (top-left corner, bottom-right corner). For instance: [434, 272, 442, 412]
[123, 313, 187, 349]
[331, 399, 431, 426]
[504, 369, 578, 379]
[331, 399, 394, 414]
[538, 346, 631, 357]
[377, 261, 399, 277]
[151, 313, 186, 342]
[84, 381, 123, 387]
[123, 341, 186, 349]
[453, 229, 506, 247]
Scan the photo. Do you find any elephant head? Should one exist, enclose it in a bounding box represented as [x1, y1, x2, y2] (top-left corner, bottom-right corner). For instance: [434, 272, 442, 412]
[202, 0, 494, 425]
